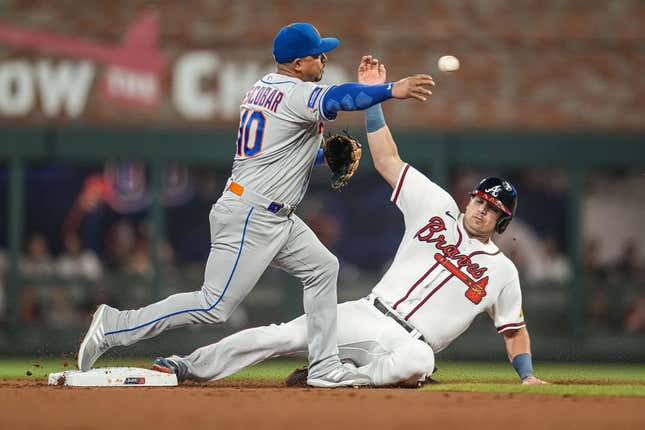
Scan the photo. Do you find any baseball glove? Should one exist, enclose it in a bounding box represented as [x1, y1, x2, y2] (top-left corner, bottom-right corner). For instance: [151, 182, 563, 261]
[284, 366, 308, 387]
[322, 132, 362, 190]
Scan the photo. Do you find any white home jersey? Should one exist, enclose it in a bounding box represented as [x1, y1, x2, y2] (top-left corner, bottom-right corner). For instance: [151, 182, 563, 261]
[230, 73, 335, 206]
[372, 164, 525, 353]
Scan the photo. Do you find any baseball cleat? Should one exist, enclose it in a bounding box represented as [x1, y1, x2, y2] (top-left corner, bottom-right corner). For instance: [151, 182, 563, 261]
[306, 363, 371, 388]
[77, 304, 112, 372]
[152, 357, 178, 374]
[152, 357, 184, 382]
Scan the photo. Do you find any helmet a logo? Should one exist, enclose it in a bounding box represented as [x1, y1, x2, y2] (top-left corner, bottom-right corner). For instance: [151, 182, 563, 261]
[484, 185, 502, 197]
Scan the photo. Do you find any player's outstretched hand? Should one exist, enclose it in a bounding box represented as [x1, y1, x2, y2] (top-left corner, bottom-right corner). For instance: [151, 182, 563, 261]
[358, 55, 386, 85]
[392, 74, 435, 101]
[521, 375, 548, 385]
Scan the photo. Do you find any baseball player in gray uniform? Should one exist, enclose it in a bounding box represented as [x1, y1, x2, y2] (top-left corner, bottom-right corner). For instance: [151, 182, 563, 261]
[78, 23, 434, 387]
[150, 59, 546, 387]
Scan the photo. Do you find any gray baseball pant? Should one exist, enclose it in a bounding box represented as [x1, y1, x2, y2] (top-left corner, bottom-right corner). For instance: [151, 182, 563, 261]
[101, 194, 341, 377]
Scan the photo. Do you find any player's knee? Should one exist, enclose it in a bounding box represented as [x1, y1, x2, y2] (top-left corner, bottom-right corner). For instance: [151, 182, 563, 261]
[197, 307, 228, 324]
[318, 252, 339, 277]
[281, 324, 308, 350]
[211, 306, 233, 323]
[402, 341, 435, 380]
[197, 289, 232, 323]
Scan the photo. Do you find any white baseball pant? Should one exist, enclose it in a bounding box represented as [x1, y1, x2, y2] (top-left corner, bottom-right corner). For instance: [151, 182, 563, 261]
[173, 297, 436, 386]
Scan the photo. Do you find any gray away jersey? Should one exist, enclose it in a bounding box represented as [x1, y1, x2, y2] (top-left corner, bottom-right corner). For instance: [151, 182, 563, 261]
[230, 73, 335, 206]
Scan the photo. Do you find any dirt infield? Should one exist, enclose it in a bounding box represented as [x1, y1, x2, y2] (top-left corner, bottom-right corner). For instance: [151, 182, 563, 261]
[1, 379, 644, 430]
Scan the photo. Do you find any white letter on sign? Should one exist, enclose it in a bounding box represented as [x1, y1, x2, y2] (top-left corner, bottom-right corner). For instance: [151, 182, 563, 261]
[36, 60, 95, 118]
[173, 52, 219, 119]
[0, 60, 34, 116]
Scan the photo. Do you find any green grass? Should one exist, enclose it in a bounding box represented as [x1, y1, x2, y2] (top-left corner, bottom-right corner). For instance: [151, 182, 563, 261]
[427, 361, 645, 382]
[2, 357, 644, 396]
[418, 361, 645, 396]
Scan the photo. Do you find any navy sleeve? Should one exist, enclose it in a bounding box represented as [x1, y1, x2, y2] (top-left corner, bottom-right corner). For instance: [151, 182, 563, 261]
[321, 83, 393, 119]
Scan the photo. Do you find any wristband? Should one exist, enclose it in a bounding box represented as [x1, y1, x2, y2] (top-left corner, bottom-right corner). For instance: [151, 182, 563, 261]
[314, 148, 325, 166]
[365, 104, 386, 132]
[512, 353, 534, 380]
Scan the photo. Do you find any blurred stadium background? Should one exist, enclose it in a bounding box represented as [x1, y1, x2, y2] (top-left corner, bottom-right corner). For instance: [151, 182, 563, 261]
[0, 0, 643, 362]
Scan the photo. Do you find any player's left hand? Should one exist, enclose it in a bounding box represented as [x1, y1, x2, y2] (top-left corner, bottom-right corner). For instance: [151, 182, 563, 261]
[521, 375, 548, 385]
[323, 132, 362, 190]
[358, 55, 386, 85]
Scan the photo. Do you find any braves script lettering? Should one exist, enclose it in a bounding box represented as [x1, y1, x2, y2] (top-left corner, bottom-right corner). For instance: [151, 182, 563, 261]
[414, 216, 489, 304]
[414, 216, 488, 279]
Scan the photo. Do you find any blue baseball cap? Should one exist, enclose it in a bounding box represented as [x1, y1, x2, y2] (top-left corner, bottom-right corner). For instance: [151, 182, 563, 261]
[273, 23, 339, 64]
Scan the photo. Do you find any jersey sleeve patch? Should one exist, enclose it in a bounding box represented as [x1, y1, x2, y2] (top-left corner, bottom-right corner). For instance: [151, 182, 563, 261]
[308, 86, 323, 109]
[318, 85, 337, 121]
[284, 82, 330, 123]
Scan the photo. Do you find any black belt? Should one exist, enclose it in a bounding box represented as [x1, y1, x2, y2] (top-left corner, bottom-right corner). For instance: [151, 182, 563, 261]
[373, 298, 426, 343]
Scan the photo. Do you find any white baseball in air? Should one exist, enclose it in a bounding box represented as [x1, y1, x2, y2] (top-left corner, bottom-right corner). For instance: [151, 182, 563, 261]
[438, 55, 460, 72]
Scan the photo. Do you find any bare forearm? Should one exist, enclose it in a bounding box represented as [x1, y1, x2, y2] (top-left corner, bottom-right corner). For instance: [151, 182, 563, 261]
[364, 105, 404, 188]
[366, 126, 404, 187]
[503, 327, 531, 361]
[502, 327, 546, 384]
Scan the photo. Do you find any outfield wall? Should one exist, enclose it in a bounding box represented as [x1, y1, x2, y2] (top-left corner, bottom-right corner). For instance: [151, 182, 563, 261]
[1, 129, 644, 360]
